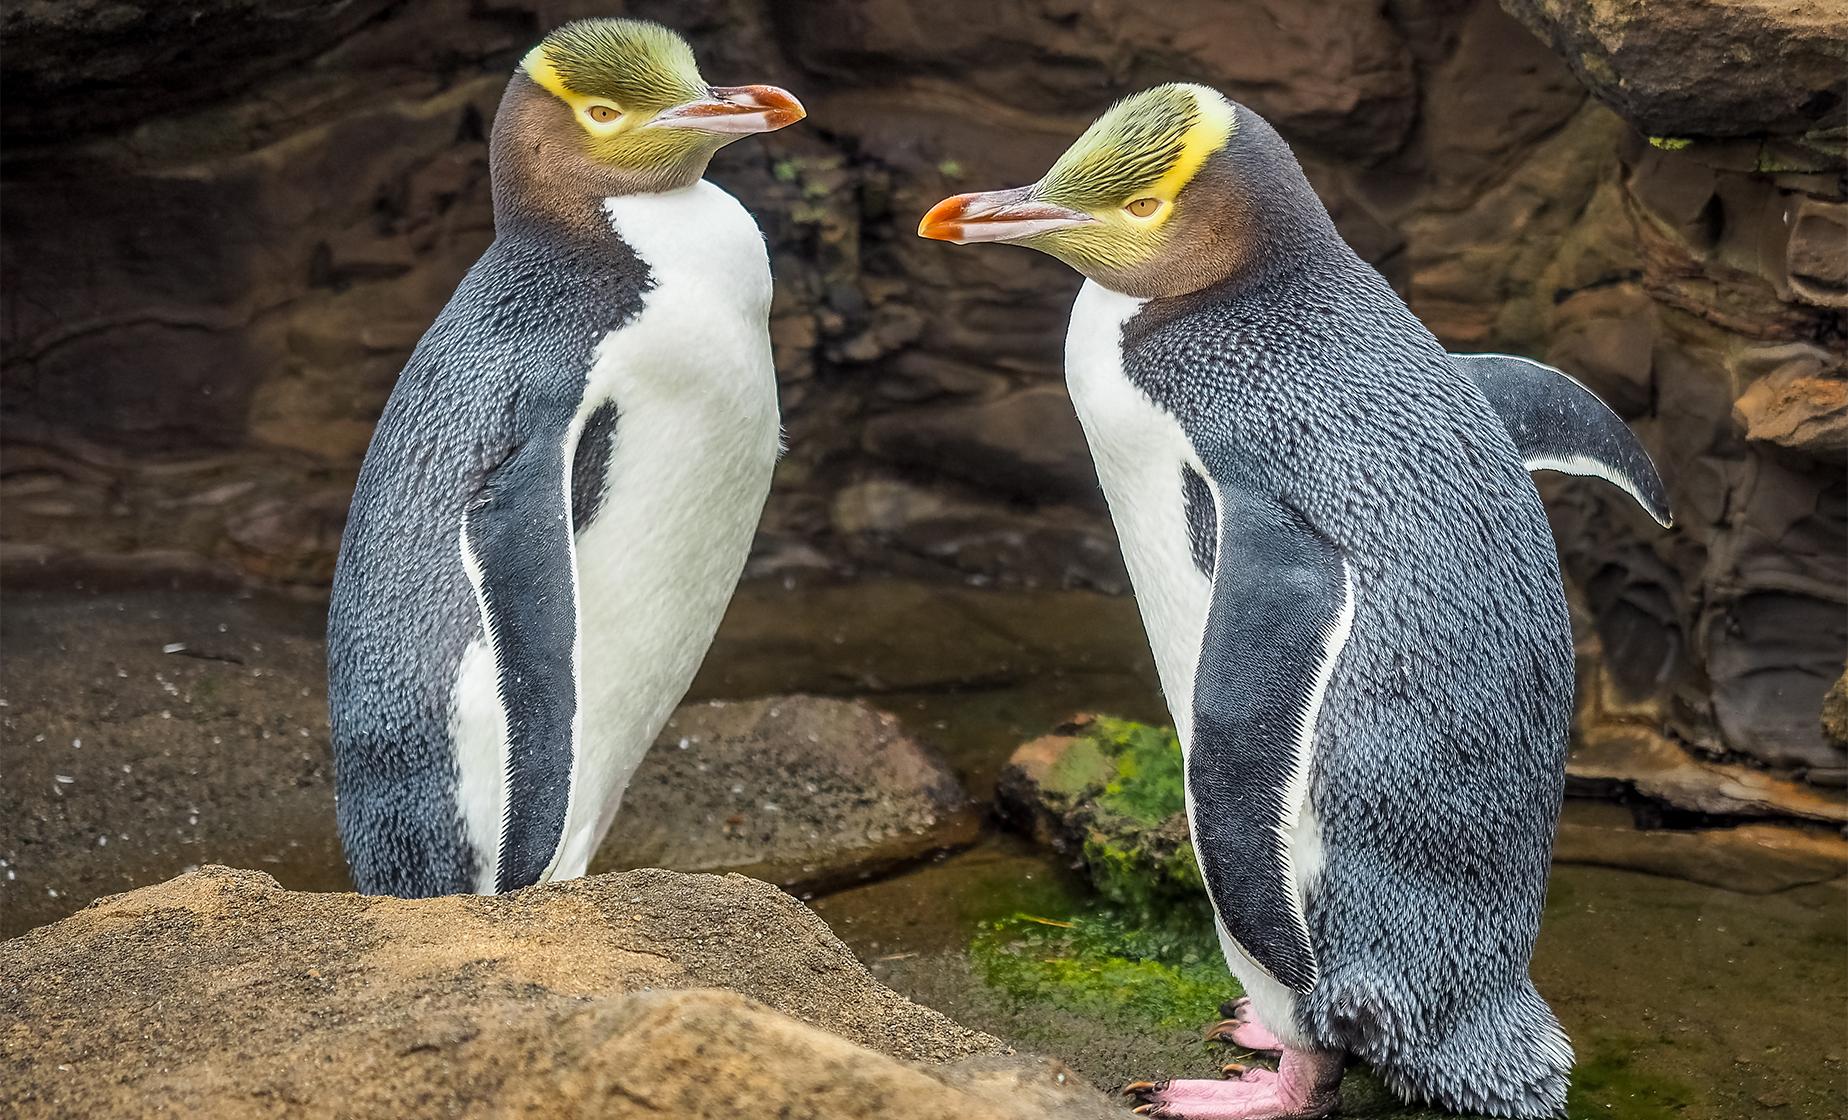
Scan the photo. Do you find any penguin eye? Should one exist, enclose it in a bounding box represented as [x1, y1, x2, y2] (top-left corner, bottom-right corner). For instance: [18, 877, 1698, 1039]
[1124, 197, 1162, 218]
[586, 105, 620, 124]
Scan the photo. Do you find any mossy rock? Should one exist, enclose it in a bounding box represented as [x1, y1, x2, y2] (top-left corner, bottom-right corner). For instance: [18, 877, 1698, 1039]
[996, 715, 1202, 915]
[1820, 664, 1848, 748]
[984, 717, 1490, 1118]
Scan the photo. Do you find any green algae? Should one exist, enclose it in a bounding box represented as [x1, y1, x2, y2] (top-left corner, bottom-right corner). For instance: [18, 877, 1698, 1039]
[974, 717, 1232, 1034]
[1565, 1041, 1695, 1120]
[970, 906, 1232, 1032]
[1090, 717, 1187, 824]
[1041, 732, 1117, 798]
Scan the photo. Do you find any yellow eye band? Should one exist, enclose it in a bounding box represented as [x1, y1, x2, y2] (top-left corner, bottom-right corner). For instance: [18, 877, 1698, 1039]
[523, 47, 633, 131]
[1146, 91, 1234, 204]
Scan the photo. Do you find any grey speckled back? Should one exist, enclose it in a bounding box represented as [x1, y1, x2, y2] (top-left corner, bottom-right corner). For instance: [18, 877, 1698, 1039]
[327, 221, 648, 897]
[1123, 239, 1574, 1113]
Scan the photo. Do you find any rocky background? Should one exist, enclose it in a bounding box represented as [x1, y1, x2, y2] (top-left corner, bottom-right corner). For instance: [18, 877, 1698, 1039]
[3, 1, 1844, 793]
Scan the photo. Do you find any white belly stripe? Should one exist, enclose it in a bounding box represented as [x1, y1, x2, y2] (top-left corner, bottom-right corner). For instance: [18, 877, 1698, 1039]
[1064, 279, 1351, 1044]
[1064, 281, 1213, 744]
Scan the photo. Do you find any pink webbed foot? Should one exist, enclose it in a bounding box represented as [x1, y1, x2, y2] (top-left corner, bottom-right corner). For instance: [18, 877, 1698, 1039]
[1203, 996, 1286, 1055]
[1124, 1048, 1342, 1120]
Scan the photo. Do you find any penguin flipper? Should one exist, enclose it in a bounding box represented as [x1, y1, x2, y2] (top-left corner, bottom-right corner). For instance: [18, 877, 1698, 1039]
[1452, 352, 1673, 527]
[462, 436, 580, 893]
[1190, 479, 1353, 995]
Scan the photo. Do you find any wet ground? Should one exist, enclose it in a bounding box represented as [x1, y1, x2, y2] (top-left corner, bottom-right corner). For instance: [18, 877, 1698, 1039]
[3, 576, 1844, 1118]
[812, 837, 1846, 1119]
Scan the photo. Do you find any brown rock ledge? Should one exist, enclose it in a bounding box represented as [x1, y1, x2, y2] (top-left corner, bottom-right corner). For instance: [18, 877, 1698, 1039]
[0, 865, 1120, 1120]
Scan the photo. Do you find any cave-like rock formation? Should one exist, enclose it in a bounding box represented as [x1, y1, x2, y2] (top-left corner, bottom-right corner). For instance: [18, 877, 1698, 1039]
[2, 1, 1842, 792]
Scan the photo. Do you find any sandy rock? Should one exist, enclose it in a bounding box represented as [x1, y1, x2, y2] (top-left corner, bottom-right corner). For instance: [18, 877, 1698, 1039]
[1733, 349, 1848, 458]
[597, 696, 980, 892]
[488, 989, 1125, 1120]
[0, 865, 1118, 1119]
[1497, 0, 1848, 140]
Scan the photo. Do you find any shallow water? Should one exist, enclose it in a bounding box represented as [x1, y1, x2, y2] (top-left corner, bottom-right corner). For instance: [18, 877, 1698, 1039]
[3, 576, 1843, 1117]
[811, 830, 1846, 1119]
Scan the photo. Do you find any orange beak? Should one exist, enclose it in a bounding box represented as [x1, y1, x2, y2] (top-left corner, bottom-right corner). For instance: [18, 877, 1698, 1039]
[918, 185, 1091, 244]
[652, 84, 806, 135]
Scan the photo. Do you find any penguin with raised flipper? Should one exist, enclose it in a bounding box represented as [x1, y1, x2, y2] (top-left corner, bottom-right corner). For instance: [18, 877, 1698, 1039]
[328, 19, 804, 898]
[920, 84, 1668, 1119]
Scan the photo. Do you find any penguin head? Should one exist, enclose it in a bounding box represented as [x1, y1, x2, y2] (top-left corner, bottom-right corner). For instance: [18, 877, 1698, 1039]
[919, 85, 1327, 299]
[494, 19, 805, 206]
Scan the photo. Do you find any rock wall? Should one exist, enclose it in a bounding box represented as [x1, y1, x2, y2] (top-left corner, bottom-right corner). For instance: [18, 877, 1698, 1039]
[3, 1, 1843, 779]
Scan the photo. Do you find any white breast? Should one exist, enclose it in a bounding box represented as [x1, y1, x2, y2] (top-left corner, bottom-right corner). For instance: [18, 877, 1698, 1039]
[563, 180, 780, 867]
[1067, 280, 1322, 1047]
[1064, 280, 1213, 746]
[456, 180, 781, 891]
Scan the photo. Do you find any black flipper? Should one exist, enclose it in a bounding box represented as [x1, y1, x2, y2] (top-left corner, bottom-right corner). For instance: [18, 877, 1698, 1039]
[1190, 478, 1353, 994]
[463, 436, 579, 893]
[1453, 352, 1673, 527]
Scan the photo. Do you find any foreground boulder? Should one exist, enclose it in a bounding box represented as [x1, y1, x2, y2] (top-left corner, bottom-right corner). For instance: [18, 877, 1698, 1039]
[0, 866, 1119, 1119]
[599, 696, 979, 892]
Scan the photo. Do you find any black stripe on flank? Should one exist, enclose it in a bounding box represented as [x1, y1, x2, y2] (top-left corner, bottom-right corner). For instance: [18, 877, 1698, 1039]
[1190, 481, 1340, 994]
[465, 438, 578, 892]
[1182, 465, 1216, 576]
[327, 197, 655, 898]
[571, 400, 621, 531]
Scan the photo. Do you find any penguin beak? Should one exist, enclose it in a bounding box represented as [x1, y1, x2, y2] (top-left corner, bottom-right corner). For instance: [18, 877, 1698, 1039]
[918, 186, 1092, 244]
[651, 85, 806, 135]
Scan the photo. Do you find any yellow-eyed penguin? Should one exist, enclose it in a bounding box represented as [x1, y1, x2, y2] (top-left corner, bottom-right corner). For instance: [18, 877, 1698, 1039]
[328, 19, 804, 897]
[920, 85, 1669, 1119]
